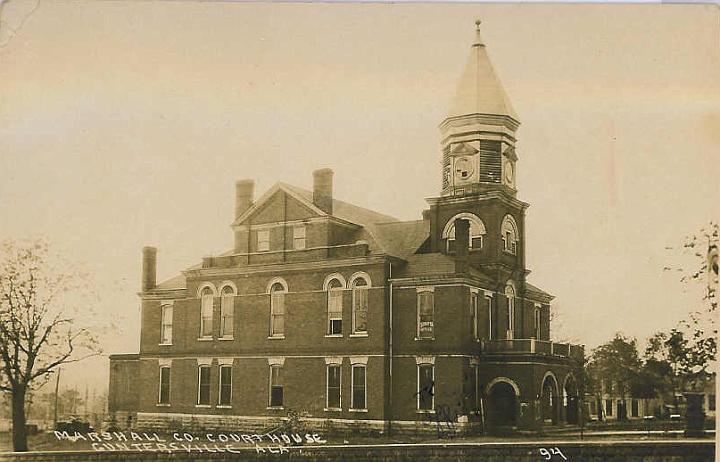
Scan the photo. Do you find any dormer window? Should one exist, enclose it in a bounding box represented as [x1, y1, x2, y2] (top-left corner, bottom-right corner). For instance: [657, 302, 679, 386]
[257, 229, 270, 252]
[501, 215, 519, 254]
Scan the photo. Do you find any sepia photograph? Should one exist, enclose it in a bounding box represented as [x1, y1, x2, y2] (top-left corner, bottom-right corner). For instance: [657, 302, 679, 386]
[0, 1, 718, 460]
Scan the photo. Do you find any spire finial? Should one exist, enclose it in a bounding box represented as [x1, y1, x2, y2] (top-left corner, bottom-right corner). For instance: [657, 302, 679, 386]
[473, 19, 484, 47]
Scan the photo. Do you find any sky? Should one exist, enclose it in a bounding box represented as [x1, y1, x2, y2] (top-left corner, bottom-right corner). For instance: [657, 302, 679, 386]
[1, 1, 718, 391]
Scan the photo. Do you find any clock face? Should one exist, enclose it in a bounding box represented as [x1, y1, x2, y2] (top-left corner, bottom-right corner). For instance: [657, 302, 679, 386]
[454, 157, 475, 181]
[504, 161, 515, 185]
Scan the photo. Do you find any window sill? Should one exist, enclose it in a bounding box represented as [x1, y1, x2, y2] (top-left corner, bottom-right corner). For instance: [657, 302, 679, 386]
[416, 409, 436, 414]
[325, 334, 343, 338]
[324, 408, 342, 412]
[349, 408, 368, 413]
[197, 337, 214, 342]
[218, 336, 234, 341]
[156, 403, 171, 407]
[502, 250, 517, 256]
[267, 335, 285, 340]
[158, 343, 173, 346]
[266, 406, 284, 411]
[195, 404, 212, 408]
[216, 405, 232, 409]
[415, 337, 435, 341]
[349, 333, 368, 338]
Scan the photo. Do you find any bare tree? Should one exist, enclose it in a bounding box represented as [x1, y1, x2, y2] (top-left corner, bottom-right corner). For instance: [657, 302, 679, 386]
[0, 239, 101, 452]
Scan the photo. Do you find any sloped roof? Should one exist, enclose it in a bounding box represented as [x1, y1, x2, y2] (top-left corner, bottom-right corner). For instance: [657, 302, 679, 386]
[367, 220, 429, 259]
[155, 274, 187, 290]
[525, 282, 554, 302]
[281, 183, 399, 227]
[447, 25, 518, 121]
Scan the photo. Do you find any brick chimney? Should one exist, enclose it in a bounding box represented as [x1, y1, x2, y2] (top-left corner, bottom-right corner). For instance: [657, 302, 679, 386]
[141, 246, 157, 292]
[313, 168, 333, 215]
[235, 179, 255, 220]
[454, 218, 470, 274]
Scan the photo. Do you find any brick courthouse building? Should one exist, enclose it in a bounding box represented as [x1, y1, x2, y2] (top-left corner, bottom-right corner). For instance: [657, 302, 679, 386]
[109, 24, 584, 433]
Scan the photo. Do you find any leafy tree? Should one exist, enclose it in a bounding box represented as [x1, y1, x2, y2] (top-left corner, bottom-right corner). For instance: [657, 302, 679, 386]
[586, 333, 642, 420]
[0, 239, 102, 451]
[645, 329, 715, 394]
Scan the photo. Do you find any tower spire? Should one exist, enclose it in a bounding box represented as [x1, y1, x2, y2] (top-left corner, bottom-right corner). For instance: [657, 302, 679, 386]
[473, 19, 484, 47]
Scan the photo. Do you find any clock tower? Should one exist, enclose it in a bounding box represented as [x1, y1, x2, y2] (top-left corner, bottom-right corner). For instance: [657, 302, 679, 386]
[440, 20, 519, 198]
[426, 21, 528, 284]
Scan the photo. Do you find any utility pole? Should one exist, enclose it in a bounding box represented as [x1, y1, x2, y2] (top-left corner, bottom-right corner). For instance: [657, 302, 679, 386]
[53, 368, 61, 430]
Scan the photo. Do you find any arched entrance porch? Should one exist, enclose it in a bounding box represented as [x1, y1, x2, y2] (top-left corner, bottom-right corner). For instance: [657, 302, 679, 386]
[485, 378, 520, 427]
[540, 372, 559, 425]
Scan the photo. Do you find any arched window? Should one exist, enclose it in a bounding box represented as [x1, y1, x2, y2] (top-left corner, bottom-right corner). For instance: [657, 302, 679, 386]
[505, 283, 516, 338]
[200, 287, 214, 338]
[501, 215, 519, 254]
[326, 277, 344, 336]
[269, 280, 287, 338]
[219, 284, 236, 339]
[350, 273, 371, 334]
[442, 213, 486, 252]
[534, 305, 542, 339]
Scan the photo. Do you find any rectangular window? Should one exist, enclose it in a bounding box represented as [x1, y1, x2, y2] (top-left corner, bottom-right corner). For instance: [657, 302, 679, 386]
[417, 364, 434, 411]
[160, 305, 173, 344]
[507, 296, 515, 334]
[471, 235, 483, 249]
[631, 399, 639, 417]
[471, 291, 479, 340]
[293, 226, 306, 250]
[486, 295, 493, 340]
[257, 229, 270, 252]
[219, 365, 232, 406]
[353, 286, 368, 333]
[269, 365, 283, 407]
[220, 294, 234, 338]
[197, 365, 211, 405]
[534, 307, 541, 339]
[271, 292, 285, 336]
[200, 294, 213, 338]
[417, 289, 434, 339]
[158, 366, 171, 404]
[709, 394, 716, 411]
[326, 365, 341, 409]
[605, 399, 613, 416]
[328, 290, 343, 335]
[352, 365, 367, 410]
[469, 364, 478, 411]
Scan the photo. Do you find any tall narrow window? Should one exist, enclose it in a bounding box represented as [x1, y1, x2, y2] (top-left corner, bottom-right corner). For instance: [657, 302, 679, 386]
[326, 365, 341, 409]
[535, 306, 542, 339]
[270, 282, 286, 337]
[470, 291, 479, 340]
[486, 295, 494, 340]
[158, 366, 171, 405]
[501, 215, 519, 255]
[327, 278, 343, 335]
[351, 365, 367, 410]
[200, 288, 214, 338]
[505, 284, 515, 337]
[352, 277, 369, 334]
[417, 364, 434, 411]
[269, 365, 283, 407]
[220, 286, 235, 338]
[257, 229, 270, 252]
[469, 364, 478, 411]
[160, 304, 173, 344]
[417, 288, 434, 339]
[219, 365, 232, 406]
[197, 365, 211, 405]
[293, 226, 306, 250]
